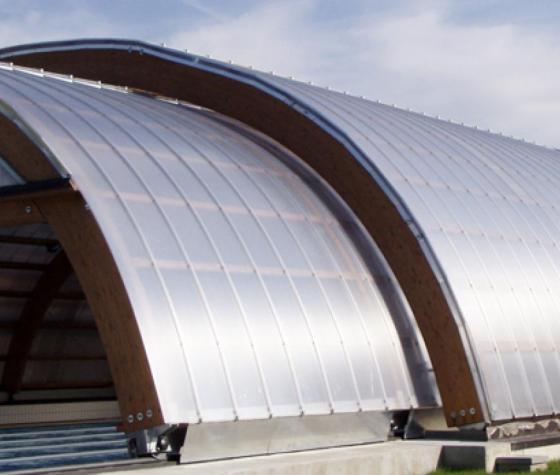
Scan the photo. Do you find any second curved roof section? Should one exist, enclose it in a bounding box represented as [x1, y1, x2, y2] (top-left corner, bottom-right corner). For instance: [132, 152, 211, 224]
[264, 75, 560, 422]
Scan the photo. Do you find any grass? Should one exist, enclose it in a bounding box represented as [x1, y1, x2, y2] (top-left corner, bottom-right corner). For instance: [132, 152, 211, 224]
[428, 459, 560, 474]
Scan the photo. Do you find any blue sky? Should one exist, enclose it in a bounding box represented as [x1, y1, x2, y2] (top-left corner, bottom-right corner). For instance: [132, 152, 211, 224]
[1, 0, 558, 147]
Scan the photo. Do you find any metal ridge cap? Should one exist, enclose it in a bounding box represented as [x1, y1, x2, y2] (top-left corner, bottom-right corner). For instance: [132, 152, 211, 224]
[0, 38, 151, 57]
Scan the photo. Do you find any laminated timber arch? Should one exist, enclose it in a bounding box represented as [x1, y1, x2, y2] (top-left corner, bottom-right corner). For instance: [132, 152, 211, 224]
[0, 39, 484, 426]
[0, 113, 163, 432]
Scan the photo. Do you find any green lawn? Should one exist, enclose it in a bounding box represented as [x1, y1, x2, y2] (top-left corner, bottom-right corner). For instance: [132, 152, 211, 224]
[428, 459, 560, 474]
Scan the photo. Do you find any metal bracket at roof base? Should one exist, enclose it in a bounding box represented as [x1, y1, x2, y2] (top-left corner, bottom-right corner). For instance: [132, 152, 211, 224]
[127, 424, 187, 461]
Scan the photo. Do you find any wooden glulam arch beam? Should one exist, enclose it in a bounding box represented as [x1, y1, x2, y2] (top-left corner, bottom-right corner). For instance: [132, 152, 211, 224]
[0, 42, 485, 426]
[0, 113, 163, 432]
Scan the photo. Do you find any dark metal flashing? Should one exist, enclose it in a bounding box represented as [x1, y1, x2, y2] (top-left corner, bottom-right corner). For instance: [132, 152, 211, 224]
[0, 177, 71, 199]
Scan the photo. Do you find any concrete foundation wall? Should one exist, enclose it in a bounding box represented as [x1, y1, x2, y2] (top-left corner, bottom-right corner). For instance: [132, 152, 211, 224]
[109, 442, 442, 475]
[98, 439, 560, 475]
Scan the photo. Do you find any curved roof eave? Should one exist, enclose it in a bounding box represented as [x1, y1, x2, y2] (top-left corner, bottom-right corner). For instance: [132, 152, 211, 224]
[0, 39, 487, 426]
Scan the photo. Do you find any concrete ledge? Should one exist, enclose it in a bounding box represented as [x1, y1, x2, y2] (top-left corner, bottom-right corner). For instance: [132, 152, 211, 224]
[96, 440, 560, 475]
[100, 441, 442, 475]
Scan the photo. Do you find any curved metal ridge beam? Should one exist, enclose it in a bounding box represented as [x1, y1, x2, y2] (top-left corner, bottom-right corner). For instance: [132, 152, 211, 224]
[2, 250, 72, 395]
[0, 105, 163, 432]
[0, 39, 486, 426]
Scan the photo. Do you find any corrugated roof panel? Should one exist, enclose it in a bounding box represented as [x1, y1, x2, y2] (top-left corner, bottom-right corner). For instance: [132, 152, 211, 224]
[0, 66, 438, 423]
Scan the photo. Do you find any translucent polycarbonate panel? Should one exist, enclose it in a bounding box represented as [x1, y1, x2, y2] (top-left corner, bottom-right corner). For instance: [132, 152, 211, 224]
[0, 65, 439, 423]
[254, 73, 560, 421]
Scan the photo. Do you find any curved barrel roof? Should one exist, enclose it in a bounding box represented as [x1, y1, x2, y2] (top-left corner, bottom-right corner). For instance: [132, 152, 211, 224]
[1, 39, 559, 426]
[0, 62, 437, 423]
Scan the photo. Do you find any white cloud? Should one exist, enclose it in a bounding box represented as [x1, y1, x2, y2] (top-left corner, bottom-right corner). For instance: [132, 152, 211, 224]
[0, 5, 116, 47]
[0, 0, 557, 148]
[356, 10, 560, 147]
[180, 0, 228, 22]
[168, 0, 329, 78]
